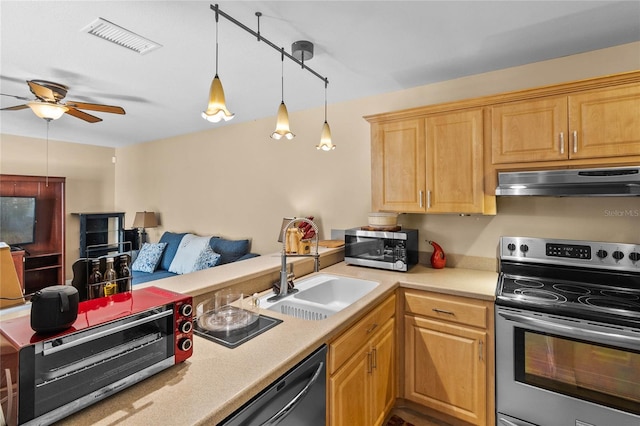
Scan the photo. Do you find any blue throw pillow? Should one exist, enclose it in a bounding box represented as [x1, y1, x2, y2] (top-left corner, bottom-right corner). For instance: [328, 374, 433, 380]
[193, 246, 221, 272]
[209, 237, 250, 265]
[158, 232, 188, 271]
[131, 243, 167, 273]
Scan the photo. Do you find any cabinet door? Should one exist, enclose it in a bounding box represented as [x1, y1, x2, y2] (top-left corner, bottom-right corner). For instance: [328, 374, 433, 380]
[370, 318, 395, 426]
[371, 119, 426, 212]
[569, 84, 640, 159]
[329, 344, 372, 426]
[491, 97, 568, 164]
[425, 109, 484, 213]
[404, 315, 487, 425]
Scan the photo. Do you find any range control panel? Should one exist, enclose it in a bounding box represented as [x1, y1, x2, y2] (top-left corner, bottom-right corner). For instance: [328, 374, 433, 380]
[546, 243, 591, 259]
[500, 236, 640, 271]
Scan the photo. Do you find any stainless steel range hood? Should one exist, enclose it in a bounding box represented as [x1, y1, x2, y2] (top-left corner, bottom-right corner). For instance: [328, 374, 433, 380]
[495, 166, 640, 196]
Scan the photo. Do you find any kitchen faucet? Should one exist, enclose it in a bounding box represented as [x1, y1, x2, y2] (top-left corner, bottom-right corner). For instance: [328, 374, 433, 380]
[268, 218, 320, 302]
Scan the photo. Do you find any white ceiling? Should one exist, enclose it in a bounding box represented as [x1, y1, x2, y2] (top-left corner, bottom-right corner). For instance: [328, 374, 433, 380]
[1, 1, 639, 148]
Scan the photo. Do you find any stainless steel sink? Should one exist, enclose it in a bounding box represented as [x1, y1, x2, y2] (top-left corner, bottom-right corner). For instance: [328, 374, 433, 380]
[258, 273, 379, 320]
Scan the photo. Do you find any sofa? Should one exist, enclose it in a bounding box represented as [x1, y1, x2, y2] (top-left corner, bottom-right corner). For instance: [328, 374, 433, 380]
[131, 232, 259, 285]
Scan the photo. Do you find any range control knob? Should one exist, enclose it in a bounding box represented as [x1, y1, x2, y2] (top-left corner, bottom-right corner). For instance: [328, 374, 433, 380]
[179, 321, 193, 334]
[612, 251, 625, 261]
[520, 244, 529, 254]
[596, 249, 608, 259]
[179, 303, 193, 317]
[507, 243, 516, 252]
[178, 338, 192, 352]
[629, 252, 640, 262]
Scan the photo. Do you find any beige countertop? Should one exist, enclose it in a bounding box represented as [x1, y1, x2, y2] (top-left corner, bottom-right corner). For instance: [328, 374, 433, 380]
[51, 258, 497, 425]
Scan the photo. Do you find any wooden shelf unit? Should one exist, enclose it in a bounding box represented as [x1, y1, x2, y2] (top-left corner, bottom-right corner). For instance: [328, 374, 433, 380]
[0, 175, 65, 293]
[73, 212, 125, 258]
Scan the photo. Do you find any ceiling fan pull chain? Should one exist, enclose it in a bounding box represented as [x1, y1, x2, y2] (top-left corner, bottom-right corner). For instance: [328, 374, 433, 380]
[45, 119, 50, 187]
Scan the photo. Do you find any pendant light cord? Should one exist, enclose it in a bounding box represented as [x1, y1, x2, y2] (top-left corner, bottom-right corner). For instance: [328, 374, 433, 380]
[215, 9, 219, 75]
[324, 78, 328, 122]
[280, 48, 285, 102]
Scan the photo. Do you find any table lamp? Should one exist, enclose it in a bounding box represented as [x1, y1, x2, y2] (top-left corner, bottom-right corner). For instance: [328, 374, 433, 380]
[132, 211, 158, 249]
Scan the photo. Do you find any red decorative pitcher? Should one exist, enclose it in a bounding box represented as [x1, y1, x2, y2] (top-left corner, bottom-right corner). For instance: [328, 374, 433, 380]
[429, 241, 446, 269]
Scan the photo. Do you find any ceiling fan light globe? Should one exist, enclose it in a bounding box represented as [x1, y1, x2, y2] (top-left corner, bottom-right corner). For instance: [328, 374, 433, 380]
[27, 101, 68, 120]
[202, 75, 234, 123]
[270, 102, 295, 140]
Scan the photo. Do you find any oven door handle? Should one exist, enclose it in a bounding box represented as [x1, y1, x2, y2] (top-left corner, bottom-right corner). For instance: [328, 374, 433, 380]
[498, 311, 640, 347]
[498, 417, 532, 426]
[42, 309, 173, 356]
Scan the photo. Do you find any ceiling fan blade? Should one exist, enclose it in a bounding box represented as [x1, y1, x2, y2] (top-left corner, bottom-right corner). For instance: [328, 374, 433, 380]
[65, 107, 102, 123]
[65, 100, 125, 115]
[0, 104, 30, 111]
[27, 80, 58, 102]
[1, 93, 31, 101]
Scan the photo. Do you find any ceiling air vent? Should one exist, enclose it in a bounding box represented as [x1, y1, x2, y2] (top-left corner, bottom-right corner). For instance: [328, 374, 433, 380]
[81, 18, 162, 55]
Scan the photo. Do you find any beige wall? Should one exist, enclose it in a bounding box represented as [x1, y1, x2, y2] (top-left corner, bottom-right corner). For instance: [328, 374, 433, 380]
[115, 42, 640, 259]
[2, 42, 638, 281]
[0, 134, 116, 276]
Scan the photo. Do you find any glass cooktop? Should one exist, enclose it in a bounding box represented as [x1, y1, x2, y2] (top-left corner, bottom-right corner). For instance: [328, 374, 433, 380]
[193, 314, 282, 349]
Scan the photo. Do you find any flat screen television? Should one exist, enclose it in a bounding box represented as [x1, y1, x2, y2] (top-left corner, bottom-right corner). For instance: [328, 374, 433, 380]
[0, 196, 36, 247]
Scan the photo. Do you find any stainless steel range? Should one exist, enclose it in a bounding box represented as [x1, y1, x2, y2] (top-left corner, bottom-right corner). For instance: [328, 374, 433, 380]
[495, 236, 640, 426]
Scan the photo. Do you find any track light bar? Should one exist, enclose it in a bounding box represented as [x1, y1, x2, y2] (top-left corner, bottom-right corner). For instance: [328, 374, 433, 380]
[209, 4, 328, 85]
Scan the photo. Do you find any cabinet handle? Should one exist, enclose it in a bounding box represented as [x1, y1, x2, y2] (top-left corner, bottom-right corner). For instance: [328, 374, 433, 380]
[432, 308, 455, 315]
[572, 131, 578, 153]
[372, 348, 377, 370]
[367, 352, 373, 374]
[559, 132, 564, 154]
[427, 190, 432, 209]
[419, 190, 424, 208]
[366, 323, 378, 334]
[479, 339, 484, 361]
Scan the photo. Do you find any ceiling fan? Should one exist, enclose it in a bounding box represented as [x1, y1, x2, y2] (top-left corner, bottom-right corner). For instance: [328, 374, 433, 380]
[0, 79, 125, 122]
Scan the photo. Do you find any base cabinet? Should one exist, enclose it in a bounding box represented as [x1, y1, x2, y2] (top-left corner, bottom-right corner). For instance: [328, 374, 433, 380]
[328, 294, 396, 426]
[402, 290, 494, 426]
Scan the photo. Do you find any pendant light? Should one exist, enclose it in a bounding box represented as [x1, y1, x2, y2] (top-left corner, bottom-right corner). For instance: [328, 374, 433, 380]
[202, 8, 234, 123]
[271, 48, 295, 140]
[317, 78, 335, 151]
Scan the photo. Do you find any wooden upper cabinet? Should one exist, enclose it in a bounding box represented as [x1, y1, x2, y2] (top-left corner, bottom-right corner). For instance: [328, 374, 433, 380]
[569, 84, 640, 159]
[491, 97, 568, 164]
[370, 110, 487, 214]
[371, 119, 426, 213]
[426, 109, 484, 213]
[492, 83, 640, 165]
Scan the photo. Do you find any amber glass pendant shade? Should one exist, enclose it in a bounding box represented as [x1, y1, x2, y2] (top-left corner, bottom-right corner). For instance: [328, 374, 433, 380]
[316, 120, 335, 151]
[271, 102, 295, 140]
[202, 75, 234, 123]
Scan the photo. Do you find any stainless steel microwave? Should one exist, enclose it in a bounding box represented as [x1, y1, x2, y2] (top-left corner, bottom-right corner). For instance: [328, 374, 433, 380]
[344, 228, 418, 271]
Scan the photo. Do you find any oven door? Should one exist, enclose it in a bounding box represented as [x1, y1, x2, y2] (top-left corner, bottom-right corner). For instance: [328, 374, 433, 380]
[496, 306, 640, 426]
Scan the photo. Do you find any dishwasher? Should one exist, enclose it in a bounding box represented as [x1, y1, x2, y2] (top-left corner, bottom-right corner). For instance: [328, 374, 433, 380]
[219, 345, 326, 426]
